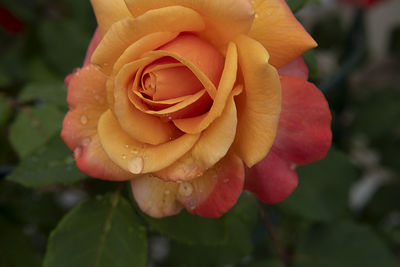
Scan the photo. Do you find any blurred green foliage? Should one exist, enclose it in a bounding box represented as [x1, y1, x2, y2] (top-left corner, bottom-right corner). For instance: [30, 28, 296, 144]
[0, 0, 399, 266]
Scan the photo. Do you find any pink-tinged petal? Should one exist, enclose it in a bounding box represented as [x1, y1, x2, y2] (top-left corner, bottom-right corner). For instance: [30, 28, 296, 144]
[131, 174, 183, 218]
[61, 64, 135, 180]
[249, 0, 317, 68]
[183, 153, 245, 218]
[130, 153, 244, 218]
[278, 57, 309, 80]
[83, 28, 103, 66]
[274, 76, 332, 165]
[245, 150, 298, 203]
[90, 0, 131, 35]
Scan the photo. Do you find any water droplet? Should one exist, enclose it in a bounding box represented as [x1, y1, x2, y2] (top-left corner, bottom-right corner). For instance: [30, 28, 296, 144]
[128, 157, 144, 174]
[130, 149, 139, 154]
[255, 13, 259, 19]
[188, 200, 196, 210]
[82, 137, 91, 146]
[164, 190, 170, 195]
[179, 182, 193, 197]
[122, 154, 127, 160]
[80, 115, 88, 125]
[74, 147, 83, 160]
[223, 178, 229, 183]
[290, 163, 296, 170]
[125, 144, 129, 148]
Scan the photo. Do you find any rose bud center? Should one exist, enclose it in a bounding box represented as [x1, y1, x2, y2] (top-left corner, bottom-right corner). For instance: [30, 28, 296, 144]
[139, 33, 224, 102]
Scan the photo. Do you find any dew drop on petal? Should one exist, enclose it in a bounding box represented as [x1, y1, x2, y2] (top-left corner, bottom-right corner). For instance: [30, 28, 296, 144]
[223, 178, 229, 183]
[130, 149, 139, 154]
[188, 200, 196, 210]
[122, 154, 127, 160]
[80, 115, 88, 125]
[73, 146, 83, 160]
[82, 137, 91, 146]
[128, 157, 144, 174]
[164, 189, 170, 195]
[179, 182, 193, 197]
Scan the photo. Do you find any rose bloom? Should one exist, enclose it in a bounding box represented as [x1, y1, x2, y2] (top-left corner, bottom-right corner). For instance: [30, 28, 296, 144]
[62, 0, 332, 218]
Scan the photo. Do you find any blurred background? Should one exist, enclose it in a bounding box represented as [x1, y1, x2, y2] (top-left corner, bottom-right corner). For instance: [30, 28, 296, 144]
[0, 0, 399, 266]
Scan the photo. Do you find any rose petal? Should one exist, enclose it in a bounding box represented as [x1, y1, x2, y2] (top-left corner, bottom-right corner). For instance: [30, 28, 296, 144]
[233, 35, 281, 167]
[97, 110, 200, 174]
[83, 28, 103, 66]
[143, 50, 217, 99]
[273, 76, 332, 165]
[113, 56, 178, 145]
[155, 88, 241, 181]
[61, 64, 134, 180]
[113, 31, 180, 75]
[131, 174, 183, 218]
[278, 57, 309, 80]
[157, 33, 224, 94]
[129, 89, 212, 120]
[172, 42, 238, 133]
[124, 0, 255, 48]
[249, 0, 317, 68]
[131, 153, 244, 218]
[245, 150, 298, 203]
[90, 0, 131, 35]
[91, 6, 205, 74]
[179, 153, 245, 218]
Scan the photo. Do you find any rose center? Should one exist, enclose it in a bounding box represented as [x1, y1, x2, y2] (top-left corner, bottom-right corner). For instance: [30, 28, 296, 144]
[138, 33, 224, 102]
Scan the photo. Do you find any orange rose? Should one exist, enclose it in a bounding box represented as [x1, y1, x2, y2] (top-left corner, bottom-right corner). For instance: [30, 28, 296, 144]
[62, 0, 331, 218]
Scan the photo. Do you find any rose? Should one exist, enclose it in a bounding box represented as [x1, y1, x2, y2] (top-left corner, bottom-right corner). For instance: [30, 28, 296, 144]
[61, 0, 332, 218]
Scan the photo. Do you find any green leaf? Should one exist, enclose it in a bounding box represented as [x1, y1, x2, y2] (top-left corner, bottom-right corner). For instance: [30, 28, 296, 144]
[39, 20, 91, 75]
[351, 88, 400, 140]
[294, 222, 398, 267]
[169, 219, 253, 267]
[7, 135, 86, 187]
[144, 210, 226, 245]
[0, 94, 12, 127]
[287, 0, 319, 13]
[302, 49, 319, 81]
[43, 194, 147, 267]
[9, 105, 64, 158]
[0, 216, 41, 267]
[279, 148, 357, 222]
[243, 259, 283, 267]
[168, 195, 258, 267]
[19, 82, 68, 110]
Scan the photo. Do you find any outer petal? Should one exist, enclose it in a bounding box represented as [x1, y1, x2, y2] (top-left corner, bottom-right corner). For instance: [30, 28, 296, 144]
[83, 28, 103, 67]
[131, 174, 183, 218]
[97, 110, 200, 174]
[91, 6, 205, 74]
[61, 65, 134, 180]
[155, 90, 240, 181]
[278, 56, 308, 80]
[233, 35, 281, 167]
[131, 153, 244, 218]
[249, 0, 317, 68]
[124, 0, 255, 48]
[272, 76, 332, 165]
[245, 150, 298, 203]
[90, 0, 131, 35]
[245, 76, 332, 203]
[179, 153, 245, 218]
